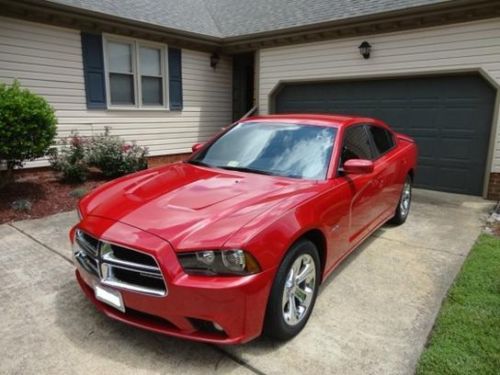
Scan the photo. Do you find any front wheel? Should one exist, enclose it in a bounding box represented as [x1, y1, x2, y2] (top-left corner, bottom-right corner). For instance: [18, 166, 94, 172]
[263, 239, 320, 340]
[390, 175, 412, 225]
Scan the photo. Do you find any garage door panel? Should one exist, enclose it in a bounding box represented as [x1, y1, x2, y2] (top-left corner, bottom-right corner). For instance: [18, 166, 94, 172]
[275, 74, 495, 195]
[415, 137, 438, 159]
[440, 137, 474, 161]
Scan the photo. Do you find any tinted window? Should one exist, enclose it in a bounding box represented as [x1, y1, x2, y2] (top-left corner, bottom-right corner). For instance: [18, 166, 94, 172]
[368, 126, 395, 155]
[341, 125, 374, 164]
[190, 122, 337, 180]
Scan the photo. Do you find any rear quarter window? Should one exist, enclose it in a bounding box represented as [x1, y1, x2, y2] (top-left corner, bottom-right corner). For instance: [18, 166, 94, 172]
[368, 126, 395, 155]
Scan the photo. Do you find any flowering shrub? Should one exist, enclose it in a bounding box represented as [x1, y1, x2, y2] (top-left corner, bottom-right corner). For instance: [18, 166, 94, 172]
[50, 128, 148, 181]
[48, 133, 88, 183]
[86, 128, 148, 178]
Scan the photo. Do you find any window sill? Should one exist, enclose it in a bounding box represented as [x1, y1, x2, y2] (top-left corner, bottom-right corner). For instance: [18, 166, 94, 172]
[106, 106, 172, 112]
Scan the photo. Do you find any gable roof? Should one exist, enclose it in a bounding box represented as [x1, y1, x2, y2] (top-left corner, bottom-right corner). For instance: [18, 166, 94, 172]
[46, 0, 452, 39]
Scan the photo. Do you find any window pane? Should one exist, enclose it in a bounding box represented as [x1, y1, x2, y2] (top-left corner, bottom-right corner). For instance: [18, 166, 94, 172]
[110, 73, 134, 105]
[141, 76, 163, 105]
[140, 47, 161, 76]
[368, 126, 394, 154]
[341, 126, 374, 163]
[108, 42, 132, 73]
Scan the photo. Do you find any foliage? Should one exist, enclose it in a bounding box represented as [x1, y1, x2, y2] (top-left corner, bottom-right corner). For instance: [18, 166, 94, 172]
[86, 127, 148, 178]
[11, 199, 32, 212]
[0, 81, 57, 188]
[417, 234, 500, 375]
[49, 134, 88, 183]
[49, 128, 148, 182]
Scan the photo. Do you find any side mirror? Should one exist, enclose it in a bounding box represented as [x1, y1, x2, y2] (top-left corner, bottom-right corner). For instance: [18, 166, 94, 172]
[343, 159, 374, 174]
[192, 143, 204, 153]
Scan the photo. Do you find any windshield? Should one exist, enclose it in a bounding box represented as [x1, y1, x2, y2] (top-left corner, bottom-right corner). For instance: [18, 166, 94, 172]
[189, 122, 337, 179]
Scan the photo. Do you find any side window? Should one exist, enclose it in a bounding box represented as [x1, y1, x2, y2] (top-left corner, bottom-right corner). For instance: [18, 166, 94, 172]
[368, 125, 395, 155]
[341, 125, 374, 165]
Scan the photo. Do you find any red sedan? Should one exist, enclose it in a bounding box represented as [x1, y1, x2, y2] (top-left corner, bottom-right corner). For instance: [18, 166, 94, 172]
[71, 114, 417, 344]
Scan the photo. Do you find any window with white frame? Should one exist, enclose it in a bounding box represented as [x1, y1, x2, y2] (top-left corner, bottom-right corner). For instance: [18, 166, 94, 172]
[105, 37, 167, 108]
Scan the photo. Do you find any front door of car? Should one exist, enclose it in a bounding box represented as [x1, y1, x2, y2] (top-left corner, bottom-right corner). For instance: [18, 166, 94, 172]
[340, 125, 386, 245]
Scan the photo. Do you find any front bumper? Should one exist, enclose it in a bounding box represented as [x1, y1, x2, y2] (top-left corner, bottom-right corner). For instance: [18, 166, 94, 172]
[72, 216, 275, 344]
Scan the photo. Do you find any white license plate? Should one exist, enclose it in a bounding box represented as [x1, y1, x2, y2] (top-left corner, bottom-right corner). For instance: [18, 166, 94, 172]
[94, 284, 125, 313]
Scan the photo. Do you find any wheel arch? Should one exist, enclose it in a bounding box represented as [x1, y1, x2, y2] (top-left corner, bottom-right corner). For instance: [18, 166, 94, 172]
[408, 168, 415, 181]
[293, 228, 327, 282]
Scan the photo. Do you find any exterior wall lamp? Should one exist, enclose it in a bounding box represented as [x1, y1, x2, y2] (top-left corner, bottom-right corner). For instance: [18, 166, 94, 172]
[358, 41, 372, 59]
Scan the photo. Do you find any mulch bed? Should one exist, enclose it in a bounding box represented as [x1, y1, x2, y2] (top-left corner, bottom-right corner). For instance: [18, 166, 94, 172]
[0, 171, 107, 224]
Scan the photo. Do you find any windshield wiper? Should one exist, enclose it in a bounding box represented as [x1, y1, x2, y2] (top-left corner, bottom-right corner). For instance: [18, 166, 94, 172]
[188, 160, 213, 167]
[216, 166, 275, 176]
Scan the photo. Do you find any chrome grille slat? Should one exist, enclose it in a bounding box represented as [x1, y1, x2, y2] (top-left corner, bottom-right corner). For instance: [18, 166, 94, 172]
[75, 232, 98, 257]
[73, 230, 167, 297]
[101, 252, 161, 273]
[75, 252, 99, 276]
[102, 262, 162, 278]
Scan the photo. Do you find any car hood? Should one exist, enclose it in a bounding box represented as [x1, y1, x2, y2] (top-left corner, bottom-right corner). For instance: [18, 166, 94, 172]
[81, 163, 317, 250]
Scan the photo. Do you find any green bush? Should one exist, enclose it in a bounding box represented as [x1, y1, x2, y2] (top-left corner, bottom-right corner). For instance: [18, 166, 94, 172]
[0, 81, 57, 188]
[86, 128, 148, 178]
[49, 133, 88, 183]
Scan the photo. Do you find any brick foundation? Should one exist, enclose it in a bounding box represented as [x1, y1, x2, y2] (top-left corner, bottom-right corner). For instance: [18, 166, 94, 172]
[147, 153, 191, 168]
[488, 173, 500, 201]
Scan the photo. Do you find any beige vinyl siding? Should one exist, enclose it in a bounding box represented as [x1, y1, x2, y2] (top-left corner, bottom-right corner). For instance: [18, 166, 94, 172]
[258, 18, 500, 173]
[0, 16, 232, 167]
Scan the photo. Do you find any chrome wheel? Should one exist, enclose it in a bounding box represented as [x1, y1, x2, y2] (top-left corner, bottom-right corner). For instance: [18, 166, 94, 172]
[282, 254, 316, 326]
[400, 180, 411, 218]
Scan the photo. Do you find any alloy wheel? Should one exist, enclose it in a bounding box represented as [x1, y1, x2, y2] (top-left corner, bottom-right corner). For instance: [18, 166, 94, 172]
[281, 254, 316, 326]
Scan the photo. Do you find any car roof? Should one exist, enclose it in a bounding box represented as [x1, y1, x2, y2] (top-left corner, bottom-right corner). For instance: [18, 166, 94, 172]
[240, 114, 384, 128]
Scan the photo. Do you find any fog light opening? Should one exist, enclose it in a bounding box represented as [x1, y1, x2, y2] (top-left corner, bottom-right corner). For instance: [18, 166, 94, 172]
[213, 322, 224, 332]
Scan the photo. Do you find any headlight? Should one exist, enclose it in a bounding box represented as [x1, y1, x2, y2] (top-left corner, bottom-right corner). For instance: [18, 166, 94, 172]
[178, 249, 261, 276]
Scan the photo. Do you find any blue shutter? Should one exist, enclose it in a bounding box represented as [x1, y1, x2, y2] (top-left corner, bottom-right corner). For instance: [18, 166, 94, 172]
[81, 32, 107, 109]
[168, 47, 183, 110]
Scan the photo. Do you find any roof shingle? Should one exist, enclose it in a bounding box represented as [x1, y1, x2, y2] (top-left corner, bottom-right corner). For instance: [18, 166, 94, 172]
[45, 0, 453, 38]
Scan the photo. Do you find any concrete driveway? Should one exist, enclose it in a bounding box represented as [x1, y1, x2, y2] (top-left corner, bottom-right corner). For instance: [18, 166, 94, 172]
[0, 189, 493, 375]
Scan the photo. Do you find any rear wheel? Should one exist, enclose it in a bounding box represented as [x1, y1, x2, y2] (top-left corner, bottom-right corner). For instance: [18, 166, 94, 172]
[263, 239, 320, 340]
[390, 175, 412, 225]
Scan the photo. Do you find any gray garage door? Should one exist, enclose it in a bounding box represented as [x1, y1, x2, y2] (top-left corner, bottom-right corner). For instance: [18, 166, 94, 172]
[274, 74, 496, 195]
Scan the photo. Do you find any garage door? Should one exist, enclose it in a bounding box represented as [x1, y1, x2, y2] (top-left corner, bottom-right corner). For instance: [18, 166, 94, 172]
[274, 75, 496, 195]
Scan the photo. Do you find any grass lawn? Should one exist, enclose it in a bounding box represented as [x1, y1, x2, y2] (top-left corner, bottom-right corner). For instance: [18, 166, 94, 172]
[417, 234, 500, 375]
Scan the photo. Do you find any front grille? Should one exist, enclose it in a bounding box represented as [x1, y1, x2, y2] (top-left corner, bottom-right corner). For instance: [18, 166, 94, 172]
[74, 229, 167, 296]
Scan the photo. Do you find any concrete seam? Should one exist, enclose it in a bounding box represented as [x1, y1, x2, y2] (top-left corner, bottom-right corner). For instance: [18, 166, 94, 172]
[373, 234, 467, 258]
[8, 223, 74, 265]
[211, 345, 267, 375]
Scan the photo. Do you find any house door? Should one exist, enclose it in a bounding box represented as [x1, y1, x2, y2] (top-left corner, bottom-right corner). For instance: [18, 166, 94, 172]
[232, 52, 255, 121]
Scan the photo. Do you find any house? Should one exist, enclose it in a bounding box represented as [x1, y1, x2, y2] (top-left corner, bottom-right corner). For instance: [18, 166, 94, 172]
[1, 0, 500, 199]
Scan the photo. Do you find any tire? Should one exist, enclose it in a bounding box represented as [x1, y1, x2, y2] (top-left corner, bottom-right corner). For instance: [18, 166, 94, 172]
[390, 175, 412, 225]
[263, 239, 320, 341]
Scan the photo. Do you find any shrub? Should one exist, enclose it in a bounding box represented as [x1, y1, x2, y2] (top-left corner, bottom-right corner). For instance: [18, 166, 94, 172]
[0, 81, 57, 188]
[86, 128, 148, 178]
[49, 133, 88, 183]
[49, 128, 148, 182]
